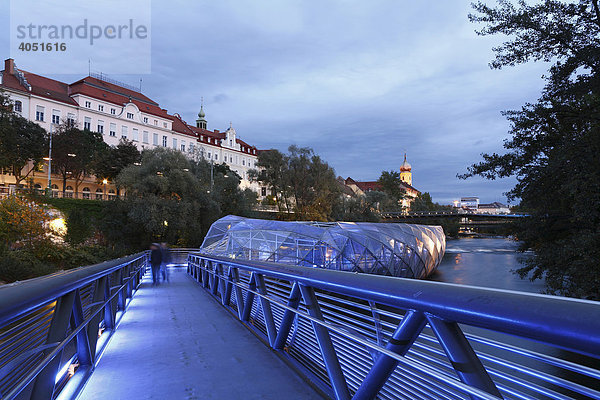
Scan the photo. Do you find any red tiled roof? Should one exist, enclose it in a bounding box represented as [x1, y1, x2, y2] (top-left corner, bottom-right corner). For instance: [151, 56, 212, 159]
[354, 181, 381, 192]
[166, 113, 197, 138]
[1, 60, 262, 152]
[1, 70, 78, 105]
[345, 177, 420, 195]
[69, 77, 171, 120]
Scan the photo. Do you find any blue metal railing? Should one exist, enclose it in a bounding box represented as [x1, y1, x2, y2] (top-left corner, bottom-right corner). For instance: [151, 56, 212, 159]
[187, 253, 600, 400]
[0, 253, 148, 400]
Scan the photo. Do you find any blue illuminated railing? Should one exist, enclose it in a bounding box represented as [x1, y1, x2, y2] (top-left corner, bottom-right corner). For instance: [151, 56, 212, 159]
[0, 253, 148, 400]
[187, 253, 600, 400]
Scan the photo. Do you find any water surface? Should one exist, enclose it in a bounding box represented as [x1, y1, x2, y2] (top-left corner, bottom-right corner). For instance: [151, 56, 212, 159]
[430, 237, 545, 293]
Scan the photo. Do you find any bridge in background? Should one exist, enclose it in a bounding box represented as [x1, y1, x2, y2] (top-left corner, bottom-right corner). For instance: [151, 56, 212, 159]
[381, 212, 525, 234]
[1, 249, 599, 400]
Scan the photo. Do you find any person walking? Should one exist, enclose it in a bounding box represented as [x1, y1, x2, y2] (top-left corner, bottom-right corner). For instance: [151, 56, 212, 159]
[160, 242, 171, 283]
[150, 243, 163, 285]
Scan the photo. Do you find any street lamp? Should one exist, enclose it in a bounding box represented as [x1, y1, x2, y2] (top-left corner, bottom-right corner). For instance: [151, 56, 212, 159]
[102, 178, 108, 200]
[47, 124, 53, 196]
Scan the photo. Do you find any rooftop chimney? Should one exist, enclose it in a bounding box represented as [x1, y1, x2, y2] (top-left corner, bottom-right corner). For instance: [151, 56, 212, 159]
[4, 58, 15, 75]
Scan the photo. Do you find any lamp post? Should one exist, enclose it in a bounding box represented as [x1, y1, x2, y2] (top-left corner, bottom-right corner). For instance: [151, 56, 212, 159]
[210, 158, 214, 191]
[47, 124, 53, 196]
[102, 178, 108, 200]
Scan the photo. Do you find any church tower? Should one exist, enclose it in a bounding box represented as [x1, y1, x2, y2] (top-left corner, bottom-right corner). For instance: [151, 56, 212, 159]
[400, 153, 412, 186]
[196, 98, 207, 130]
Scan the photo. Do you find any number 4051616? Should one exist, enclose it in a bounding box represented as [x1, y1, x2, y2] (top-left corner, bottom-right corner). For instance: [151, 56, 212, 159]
[18, 42, 66, 51]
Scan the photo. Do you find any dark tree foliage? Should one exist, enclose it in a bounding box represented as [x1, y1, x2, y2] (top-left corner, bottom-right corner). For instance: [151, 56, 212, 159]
[93, 139, 141, 195]
[462, 0, 600, 299]
[376, 171, 406, 211]
[410, 192, 454, 212]
[0, 91, 48, 185]
[52, 123, 107, 196]
[331, 194, 381, 222]
[249, 145, 339, 220]
[101, 148, 255, 251]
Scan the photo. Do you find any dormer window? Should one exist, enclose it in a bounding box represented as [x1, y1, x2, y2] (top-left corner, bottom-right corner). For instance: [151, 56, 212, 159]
[111, 108, 116, 115]
[143, 117, 148, 123]
[85, 101, 91, 108]
[98, 105, 104, 112]
[230, 140, 233, 146]
[127, 112, 134, 119]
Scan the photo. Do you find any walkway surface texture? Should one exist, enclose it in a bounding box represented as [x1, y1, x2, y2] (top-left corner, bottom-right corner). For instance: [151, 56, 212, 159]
[78, 267, 322, 400]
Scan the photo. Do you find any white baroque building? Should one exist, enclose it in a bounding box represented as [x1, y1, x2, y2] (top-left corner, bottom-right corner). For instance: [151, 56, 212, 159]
[0, 58, 260, 197]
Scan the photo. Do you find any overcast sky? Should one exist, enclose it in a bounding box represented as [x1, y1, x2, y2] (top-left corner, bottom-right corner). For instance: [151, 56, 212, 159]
[0, 1, 549, 204]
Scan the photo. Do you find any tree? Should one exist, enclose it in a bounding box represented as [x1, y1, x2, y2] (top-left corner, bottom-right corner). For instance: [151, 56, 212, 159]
[0, 91, 48, 186]
[461, 0, 600, 299]
[0, 195, 50, 250]
[107, 148, 255, 249]
[377, 170, 405, 210]
[52, 123, 107, 197]
[92, 139, 141, 195]
[410, 192, 453, 212]
[249, 146, 339, 220]
[249, 149, 292, 213]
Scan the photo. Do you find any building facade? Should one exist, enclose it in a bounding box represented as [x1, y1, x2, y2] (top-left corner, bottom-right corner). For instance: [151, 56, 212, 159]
[0, 58, 261, 197]
[342, 154, 420, 209]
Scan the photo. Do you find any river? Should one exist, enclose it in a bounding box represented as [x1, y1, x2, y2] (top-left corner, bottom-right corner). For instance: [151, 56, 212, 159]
[429, 237, 546, 293]
[427, 238, 599, 399]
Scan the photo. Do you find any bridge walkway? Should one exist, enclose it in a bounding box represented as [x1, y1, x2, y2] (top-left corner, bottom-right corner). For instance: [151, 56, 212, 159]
[77, 267, 322, 400]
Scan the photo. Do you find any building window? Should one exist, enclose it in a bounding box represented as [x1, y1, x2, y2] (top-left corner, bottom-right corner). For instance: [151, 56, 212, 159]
[132, 128, 139, 141]
[84, 117, 91, 131]
[154, 120, 158, 126]
[98, 105, 104, 112]
[163, 122, 167, 128]
[153, 133, 158, 145]
[52, 110, 61, 124]
[172, 138, 177, 149]
[14, 100, 22, 112]
[242, 159, 245, 166]
[82, 187, 91, 199]
[85, 101, 91, 108]
[143, 117, 148, 123]
[109, 123, 116, 137]
[95, 188, 103, 200]
[230, 140, 233, 146]
[208, 152, 211, 159]
[97, 121, 104, 134]
[162, 136, 167, 147]
[127, 112, 134, 119]
[35, 106, 45, 122]
[214, 154, 218, 160]
[143, 131, 149, 144]
[181, 142, 186, 152]
[189, 143, 195, 153]
[111, 108, 116, 115]
[121, 126, 128, 138]
[67, 113, 75, 127]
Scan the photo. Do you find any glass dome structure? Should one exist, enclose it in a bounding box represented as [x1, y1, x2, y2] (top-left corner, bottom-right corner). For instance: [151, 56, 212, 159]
[201, 215, 446, 279]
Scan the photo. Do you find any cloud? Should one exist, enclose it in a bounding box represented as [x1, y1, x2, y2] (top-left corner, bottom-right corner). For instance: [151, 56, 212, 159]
[1, 0, 549, 204]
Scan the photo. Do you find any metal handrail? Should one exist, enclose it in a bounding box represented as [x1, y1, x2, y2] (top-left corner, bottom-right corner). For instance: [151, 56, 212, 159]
[187, 253, 600, 400]
[0, 252, 148, 400]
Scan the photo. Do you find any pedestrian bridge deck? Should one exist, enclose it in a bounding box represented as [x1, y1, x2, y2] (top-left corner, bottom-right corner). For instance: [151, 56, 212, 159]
[77, 267, 321, 400]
